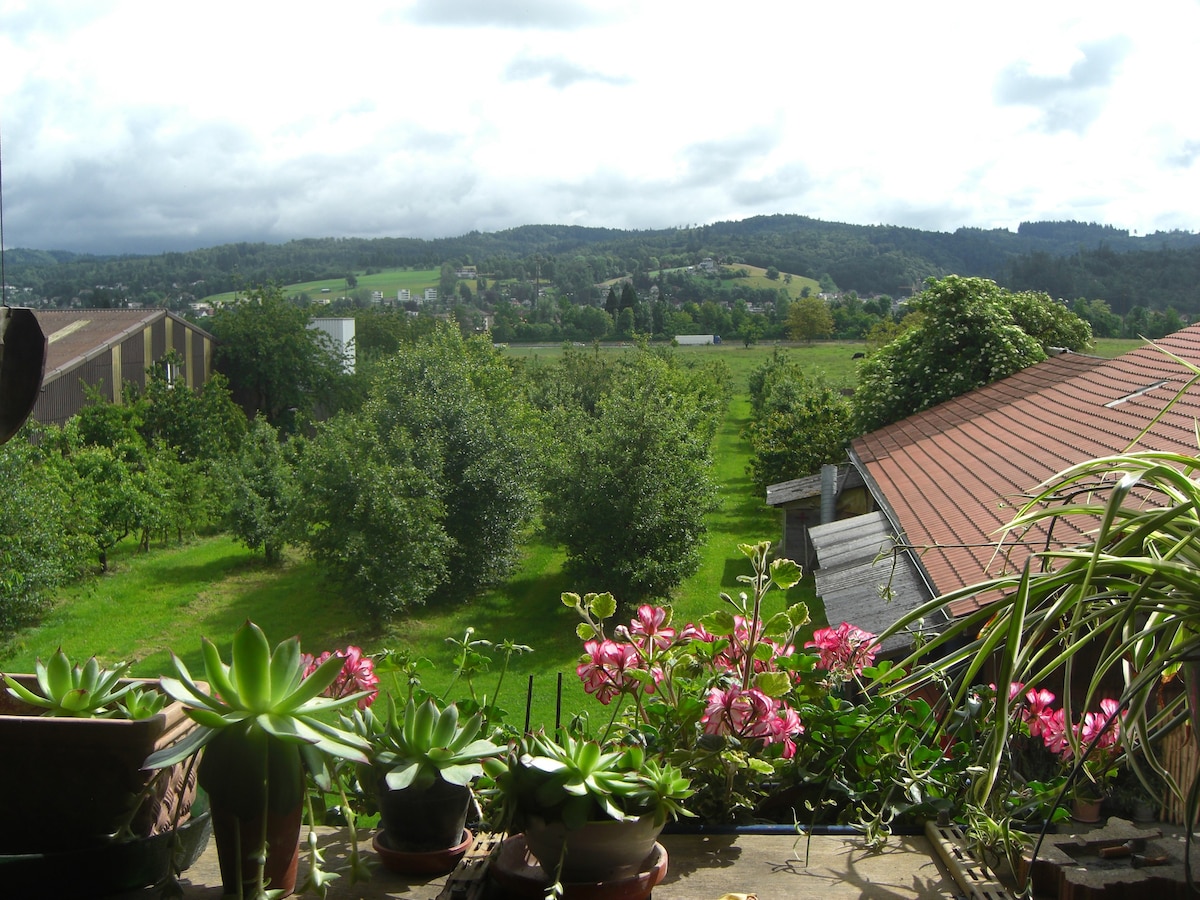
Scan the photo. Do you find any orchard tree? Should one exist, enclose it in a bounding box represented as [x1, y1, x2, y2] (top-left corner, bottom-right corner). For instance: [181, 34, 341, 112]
[0, 438, 90, 633]
[293, 323, 542, 616]
[745, 375, 853, 490]
[542, 348, 725, 605]
[361, 324, 543, 600]
[293, 414, 450, 620]
[208, 285, 349, 432]
[852, 275, 1091, 433]
[744, 351, 854, 489]
[138, 353, 247, 463]
[227, 417, 293, 565]
[787, 296, 834, 343]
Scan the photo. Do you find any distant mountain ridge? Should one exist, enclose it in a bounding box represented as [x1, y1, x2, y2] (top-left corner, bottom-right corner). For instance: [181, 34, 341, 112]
[6, 216, 1200, 315]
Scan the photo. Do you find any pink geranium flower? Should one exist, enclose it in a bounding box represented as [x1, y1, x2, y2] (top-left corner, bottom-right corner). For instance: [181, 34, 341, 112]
[1080, 698, 1124, 751]
[577, 638, 652, 705]
[1042, 707, 1070, 757]
[629, 605, 676, 651]
[1024, 687, 1056, 738]
[805, 622, 878, 680]
[700, 685, 803, 757]
[302, 645, 379, 709]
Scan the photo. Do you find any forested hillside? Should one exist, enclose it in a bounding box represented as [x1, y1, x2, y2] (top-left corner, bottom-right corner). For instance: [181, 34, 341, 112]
[5, 216, 1200, 316]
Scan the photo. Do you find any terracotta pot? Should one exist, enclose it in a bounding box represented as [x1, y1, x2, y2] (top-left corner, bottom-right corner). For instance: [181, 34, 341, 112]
[522, 816, 664, 883]
[209, 799, 303, 897]
[490, 833, 668, 900]
[0, 676, 201, 853]
[377, 774, 471, 852]
[199, 725, 305, 897]
[1071, 796, 1104, 824]
[373, 828, 472, 876]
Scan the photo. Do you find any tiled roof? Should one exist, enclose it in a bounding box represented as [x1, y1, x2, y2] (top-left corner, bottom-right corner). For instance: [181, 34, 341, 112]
[851, 326, 1200, 616]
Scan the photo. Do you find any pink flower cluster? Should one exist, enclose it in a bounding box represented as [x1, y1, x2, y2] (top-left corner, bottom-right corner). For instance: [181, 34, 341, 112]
[701, 685, 804, 759]
[804, 622, 878, 681]
[1011, 684, 1124, 761]
[575, 604, 809, 757]
[577, 637, 660, 704]
[301, 645, 379, 709]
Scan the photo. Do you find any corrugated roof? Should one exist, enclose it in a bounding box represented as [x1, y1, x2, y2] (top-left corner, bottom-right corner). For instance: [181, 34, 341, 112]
[34, 309, 212, 386]
[851, 328, 1200, 616]
[808, 511, 935, 655]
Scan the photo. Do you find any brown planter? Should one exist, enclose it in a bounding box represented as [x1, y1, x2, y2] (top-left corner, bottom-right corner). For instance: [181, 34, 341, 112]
[210, 798, 303, 897]
[377, 775, 472, 852]
[198, 725, 306, 897]
[522, 815, 664, 883]
[0, 676, 201, 853]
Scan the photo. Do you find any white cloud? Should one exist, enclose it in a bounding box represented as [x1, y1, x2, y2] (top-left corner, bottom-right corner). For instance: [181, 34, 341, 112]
[0, 0, 1196, 253]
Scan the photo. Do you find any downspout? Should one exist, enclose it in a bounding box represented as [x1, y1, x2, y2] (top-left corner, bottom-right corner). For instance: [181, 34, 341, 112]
[820, 463, 837, 525]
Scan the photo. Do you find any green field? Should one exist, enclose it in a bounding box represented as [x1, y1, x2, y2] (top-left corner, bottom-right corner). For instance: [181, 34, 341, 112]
[200, 268, 442, 306]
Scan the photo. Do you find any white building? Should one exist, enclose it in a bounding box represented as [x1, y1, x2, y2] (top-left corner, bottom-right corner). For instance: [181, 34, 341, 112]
[309, 318, 356, 374]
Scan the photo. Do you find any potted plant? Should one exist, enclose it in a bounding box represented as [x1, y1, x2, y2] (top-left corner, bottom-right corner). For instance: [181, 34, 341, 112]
[0, 649, 202, 854]
[343, 695, 504, 874]
[145, 620, 372, 899]
[485, 731, 693, 888]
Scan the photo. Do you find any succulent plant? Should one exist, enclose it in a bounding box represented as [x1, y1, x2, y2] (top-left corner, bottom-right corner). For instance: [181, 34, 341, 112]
[144, 620, 371, 772]
[489, 732, 694, 830]
[345, 694, 503, 791]
[3, 649, 134, 717]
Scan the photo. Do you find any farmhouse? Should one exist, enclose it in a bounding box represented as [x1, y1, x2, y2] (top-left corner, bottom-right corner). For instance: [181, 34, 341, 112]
[28, 309, 215, 428]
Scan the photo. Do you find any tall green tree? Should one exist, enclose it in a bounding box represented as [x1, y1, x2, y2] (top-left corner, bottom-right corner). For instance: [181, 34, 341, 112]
[293, 414, 450, 620]
[362, 324, 543, 600]
[745, 364, 854, 490]
[208, 285, 349, 431]
[292, 323, 542, 616]
[138, 352, 247, 463]
[227, 418, 294, 565]
[852, 275, 1090, 433]
[0, 438, 90, 633]
[787, 296, 834, 343]
[542, 349, 726, 605]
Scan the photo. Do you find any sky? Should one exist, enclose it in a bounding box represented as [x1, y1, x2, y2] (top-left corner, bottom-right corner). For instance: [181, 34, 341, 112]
[1, 0, 1198, 255]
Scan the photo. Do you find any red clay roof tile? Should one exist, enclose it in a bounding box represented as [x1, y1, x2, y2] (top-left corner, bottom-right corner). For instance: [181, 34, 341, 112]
[852, 329, 1200, 614]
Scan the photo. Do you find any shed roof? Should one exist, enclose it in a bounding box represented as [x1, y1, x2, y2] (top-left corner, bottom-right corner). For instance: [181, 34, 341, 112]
[765, 465, 854, 507]
[808, 511, 935, 655]
[850, 327, 1200, 617]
